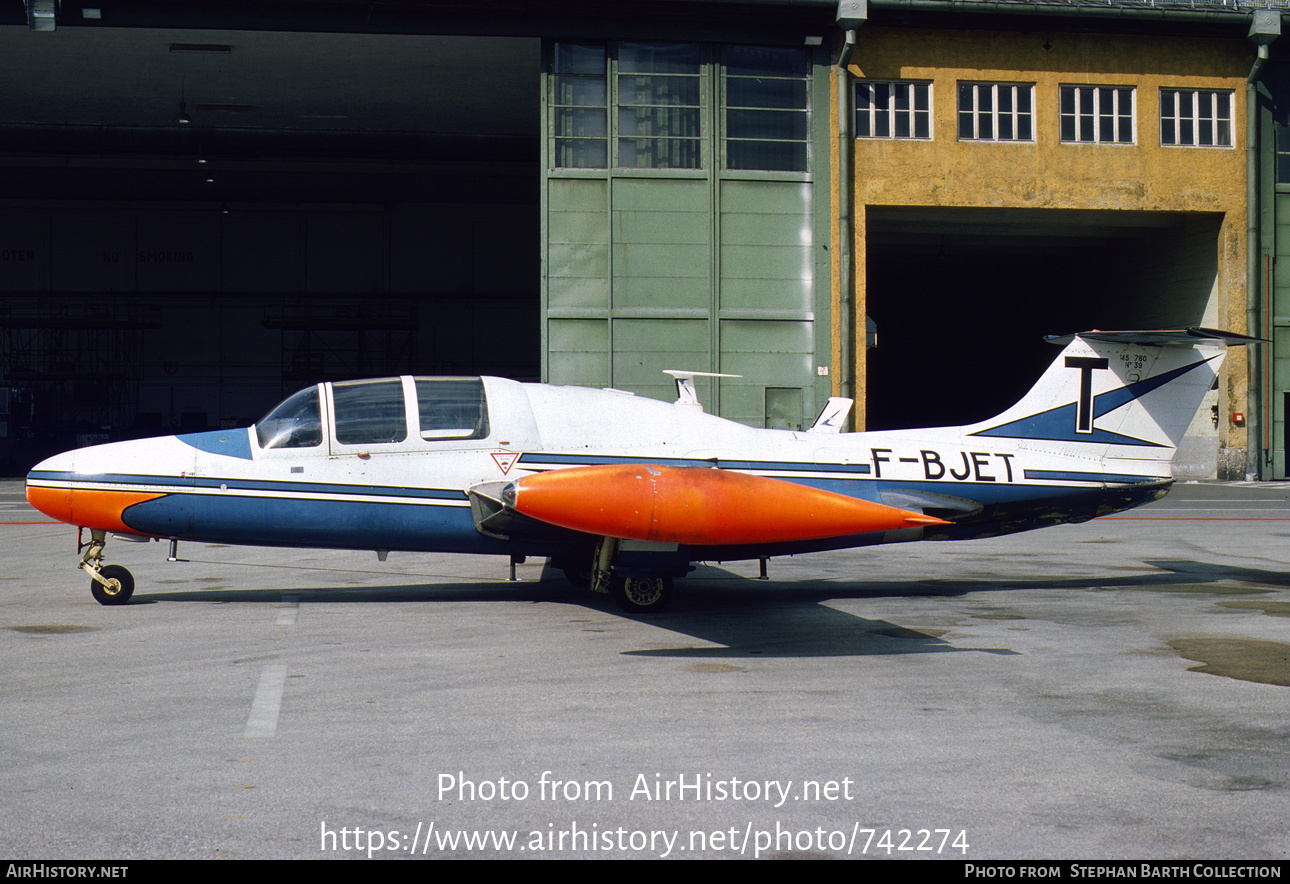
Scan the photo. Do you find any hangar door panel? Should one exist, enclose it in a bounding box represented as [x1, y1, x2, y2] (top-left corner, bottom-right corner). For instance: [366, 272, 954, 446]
[611, 178, 710, 311]
[719, 180, 813, 313]
[1275, 326, 1290, 479]
[547, 318, 609, 389]
[720, 319, 814, 428]
[1272, 190, 1290, 479]
[614, 319, 709, 405]
[547, 179, 610, 312]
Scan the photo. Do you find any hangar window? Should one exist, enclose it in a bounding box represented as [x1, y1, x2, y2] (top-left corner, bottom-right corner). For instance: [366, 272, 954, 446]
[957, 83, 1033, 142]
[723, 46, 810, 171]
[1276, 62, 1290, 183]
[617, 42, 703, 169]
[550, 42, 814, 172]
[1160, 89, 1233, 147]
[550, 41, 703, 170]
[552, 43, 609, 169]
[1060, 85, 1135, 144]
[854, 81, 931, 140]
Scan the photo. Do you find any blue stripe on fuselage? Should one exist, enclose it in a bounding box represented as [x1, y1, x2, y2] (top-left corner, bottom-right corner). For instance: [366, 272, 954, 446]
[517, 452, 873, 475]
[122, 493, 497, 553]
[28, 470, 467, 501]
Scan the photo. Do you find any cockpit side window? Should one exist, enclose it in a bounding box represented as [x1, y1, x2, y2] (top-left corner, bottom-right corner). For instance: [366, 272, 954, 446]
[415, 378, 489, 440]
[255, 386, 323, 450]
[333, 379, 408, 446]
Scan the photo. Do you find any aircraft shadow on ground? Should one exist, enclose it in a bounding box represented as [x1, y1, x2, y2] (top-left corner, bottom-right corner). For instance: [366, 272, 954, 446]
[1144, 559, 1290, 588]
[133, 580, 998, 659]
[116, 556, 1287, 660]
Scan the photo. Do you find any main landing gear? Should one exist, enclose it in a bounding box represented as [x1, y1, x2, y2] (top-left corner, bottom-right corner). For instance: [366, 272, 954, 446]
[610, 575, 673, 615]
[563, 538, 677, 615]
[79, 528, 135, 605]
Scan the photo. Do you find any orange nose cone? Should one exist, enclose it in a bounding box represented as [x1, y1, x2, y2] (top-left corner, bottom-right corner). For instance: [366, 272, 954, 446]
[511, 464, 949, 545]
[26, 483, 71, 524]
[26, 484, 162, 534]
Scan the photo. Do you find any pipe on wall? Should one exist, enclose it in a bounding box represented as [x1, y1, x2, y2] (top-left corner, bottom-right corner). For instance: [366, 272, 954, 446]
[835, 0, 865, 425]
[1246, 10, 1280, 479]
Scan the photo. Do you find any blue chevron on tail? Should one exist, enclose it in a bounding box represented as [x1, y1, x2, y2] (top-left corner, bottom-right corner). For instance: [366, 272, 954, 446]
[964, 328, 1258, 466]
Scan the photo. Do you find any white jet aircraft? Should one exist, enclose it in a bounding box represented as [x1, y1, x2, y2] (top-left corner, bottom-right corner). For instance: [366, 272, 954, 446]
[26, 328, 1253, 613]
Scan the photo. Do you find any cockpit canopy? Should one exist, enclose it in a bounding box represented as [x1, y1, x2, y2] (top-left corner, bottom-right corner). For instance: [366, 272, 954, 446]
[255, 377, 489, 451]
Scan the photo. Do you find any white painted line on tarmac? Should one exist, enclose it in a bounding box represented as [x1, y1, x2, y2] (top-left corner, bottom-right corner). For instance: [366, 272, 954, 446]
[244, 663, 287, 739]
[276, 593, 299, 626]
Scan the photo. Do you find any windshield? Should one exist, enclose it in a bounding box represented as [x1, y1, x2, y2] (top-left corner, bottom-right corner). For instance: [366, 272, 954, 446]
[255, 386, 322, 450]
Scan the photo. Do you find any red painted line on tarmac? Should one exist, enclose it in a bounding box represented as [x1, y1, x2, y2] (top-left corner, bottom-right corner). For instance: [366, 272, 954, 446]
[1099, 517, 1290, 521]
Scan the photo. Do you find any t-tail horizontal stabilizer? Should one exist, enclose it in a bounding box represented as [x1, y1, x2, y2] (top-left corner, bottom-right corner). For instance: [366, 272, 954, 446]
[966, 328, 1256, 459]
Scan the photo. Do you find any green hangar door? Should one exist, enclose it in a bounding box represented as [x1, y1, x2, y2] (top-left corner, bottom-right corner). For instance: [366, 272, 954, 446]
[540, 41, 833, 430]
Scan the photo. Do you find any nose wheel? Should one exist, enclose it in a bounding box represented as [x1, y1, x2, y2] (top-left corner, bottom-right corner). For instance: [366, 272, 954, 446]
[80, 529, 136, 606]
[90, 564, 135, 606]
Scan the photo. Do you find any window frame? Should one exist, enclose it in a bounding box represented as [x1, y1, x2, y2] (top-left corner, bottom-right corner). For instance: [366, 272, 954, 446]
[414, 377, 491, 442]
[550, 43, 610, 170]
[1160, 88, 1234, 148]
[549, 41, 708, 172]
[550, 41, 817, 175]
[615, 41, 705, 171]
[957, 82, 1035, 143]
[330, 378, 409, 448]
[854, 80, 933, 141]
[1059, 84, 1136, 145]
[720, 45, 812, 173]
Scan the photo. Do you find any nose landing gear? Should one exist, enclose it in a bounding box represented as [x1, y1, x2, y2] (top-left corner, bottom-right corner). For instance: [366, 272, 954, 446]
[79, 528, 135, 605]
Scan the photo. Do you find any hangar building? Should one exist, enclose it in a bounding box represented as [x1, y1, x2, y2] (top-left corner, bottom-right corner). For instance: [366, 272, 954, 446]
[1, 0, 1287, 478]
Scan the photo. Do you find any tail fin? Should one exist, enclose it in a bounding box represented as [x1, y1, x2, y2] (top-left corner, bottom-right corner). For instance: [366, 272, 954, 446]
[809, 397, 853, 434]
[964, 328, 1256, 462]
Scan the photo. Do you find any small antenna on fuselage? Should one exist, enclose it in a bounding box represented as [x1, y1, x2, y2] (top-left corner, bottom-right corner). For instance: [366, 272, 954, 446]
[662, 370, 741, 412]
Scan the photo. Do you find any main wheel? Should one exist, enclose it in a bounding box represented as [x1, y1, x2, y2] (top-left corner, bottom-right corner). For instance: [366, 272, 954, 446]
[91, 564, 135, 606]
[611, 575, 672, 614]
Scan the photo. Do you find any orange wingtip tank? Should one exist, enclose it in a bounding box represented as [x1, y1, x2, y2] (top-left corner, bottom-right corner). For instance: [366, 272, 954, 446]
[507, 463, 950, 545]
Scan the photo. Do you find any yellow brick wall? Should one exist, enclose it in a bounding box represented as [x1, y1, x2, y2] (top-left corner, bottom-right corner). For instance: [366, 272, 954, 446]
[830, 25, 1252, 452]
